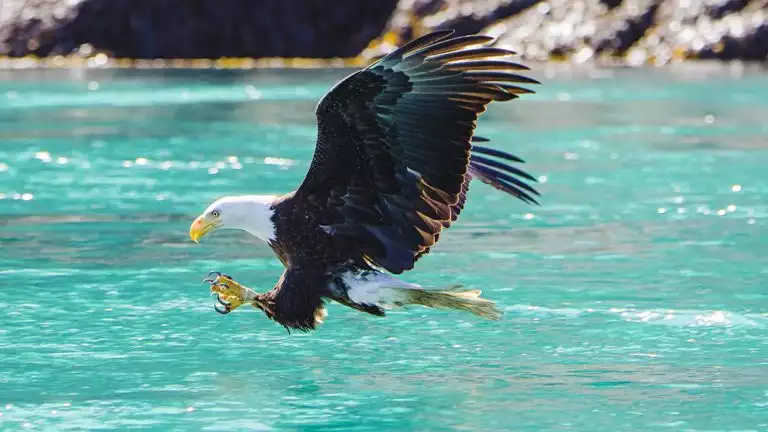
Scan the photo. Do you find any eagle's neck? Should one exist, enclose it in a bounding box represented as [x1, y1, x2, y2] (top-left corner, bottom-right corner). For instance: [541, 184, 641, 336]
[227, 195, 277, 243]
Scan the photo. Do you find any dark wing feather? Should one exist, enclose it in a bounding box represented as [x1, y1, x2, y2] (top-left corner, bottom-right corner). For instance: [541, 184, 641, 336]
[414, 136, 536, 263]
[297, 30, 539, 274]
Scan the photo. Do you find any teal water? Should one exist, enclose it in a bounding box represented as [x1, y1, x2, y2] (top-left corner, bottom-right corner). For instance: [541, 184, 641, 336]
[1, 65, 767, 431]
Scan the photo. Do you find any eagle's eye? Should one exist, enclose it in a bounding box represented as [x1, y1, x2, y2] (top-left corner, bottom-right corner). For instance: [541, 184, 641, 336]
[210, 210, 221, 218]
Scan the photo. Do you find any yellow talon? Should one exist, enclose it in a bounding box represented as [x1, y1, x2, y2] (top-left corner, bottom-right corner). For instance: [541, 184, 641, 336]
[208, 275, 253, 314]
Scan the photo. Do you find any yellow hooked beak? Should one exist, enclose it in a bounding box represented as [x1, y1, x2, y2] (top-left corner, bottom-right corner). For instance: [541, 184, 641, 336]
[190, 215, 220, 243]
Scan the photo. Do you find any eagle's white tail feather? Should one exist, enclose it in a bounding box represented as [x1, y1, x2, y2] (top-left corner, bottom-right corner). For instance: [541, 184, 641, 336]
[341, 270, 502, 320]
[393, 286, 502, 320]
[444, 289, 482, 299]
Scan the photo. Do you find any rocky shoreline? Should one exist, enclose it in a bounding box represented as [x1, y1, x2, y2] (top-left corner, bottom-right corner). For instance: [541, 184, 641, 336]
[370, 0, 768, 65]
[1, 0, 766, 65]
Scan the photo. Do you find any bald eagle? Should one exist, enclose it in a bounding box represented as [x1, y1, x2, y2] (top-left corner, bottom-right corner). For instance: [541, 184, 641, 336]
[189, 30, 540, 332]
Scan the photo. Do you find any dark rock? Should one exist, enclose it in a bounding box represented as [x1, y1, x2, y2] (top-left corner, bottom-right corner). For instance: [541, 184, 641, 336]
[435, 0, 542, 37]
[413, 0, 446, 16]
[600, 0, 624, 10]
[594, 3, 660, 56]
[1, 0, 398, 59]
[699, 23, 768, 61]
[708, 0, 750, 20]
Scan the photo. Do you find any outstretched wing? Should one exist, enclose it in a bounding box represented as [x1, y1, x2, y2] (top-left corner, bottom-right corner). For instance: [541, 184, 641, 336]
[297, 30, 540, 274]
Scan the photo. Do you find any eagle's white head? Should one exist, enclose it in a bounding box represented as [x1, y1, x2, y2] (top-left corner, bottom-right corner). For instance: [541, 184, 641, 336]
[189, 195, 277, 243]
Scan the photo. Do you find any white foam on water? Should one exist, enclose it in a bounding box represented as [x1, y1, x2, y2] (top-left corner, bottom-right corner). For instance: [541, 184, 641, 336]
[504, 304, 767, 328]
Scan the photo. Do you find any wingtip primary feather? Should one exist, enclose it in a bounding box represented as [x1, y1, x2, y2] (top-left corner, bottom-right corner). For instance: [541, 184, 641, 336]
[372, 30, 456, 68]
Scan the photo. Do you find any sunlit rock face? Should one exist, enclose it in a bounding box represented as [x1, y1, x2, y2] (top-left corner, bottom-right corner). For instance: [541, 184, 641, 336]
[365, 0, 768, 65]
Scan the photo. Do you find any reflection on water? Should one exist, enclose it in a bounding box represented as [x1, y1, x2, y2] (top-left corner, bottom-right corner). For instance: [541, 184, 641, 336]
[0, 65, 767, 431]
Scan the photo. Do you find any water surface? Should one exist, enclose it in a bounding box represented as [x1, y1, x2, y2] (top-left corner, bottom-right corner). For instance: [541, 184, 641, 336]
[1, 65, 767, 431]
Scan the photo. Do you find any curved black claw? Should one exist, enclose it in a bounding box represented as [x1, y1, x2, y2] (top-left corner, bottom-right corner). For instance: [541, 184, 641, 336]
[216, 294, 231, 307]
[203, 271, 222, 283]
[214, 304, 231, 315]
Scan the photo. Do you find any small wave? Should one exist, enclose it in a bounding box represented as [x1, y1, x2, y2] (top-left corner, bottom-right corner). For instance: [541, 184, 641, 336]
[612, 308, 767, 328]
[504, 304, 767, 328]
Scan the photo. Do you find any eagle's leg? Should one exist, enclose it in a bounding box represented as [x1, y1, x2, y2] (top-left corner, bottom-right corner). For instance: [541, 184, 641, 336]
[203, 272, 258, 315]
